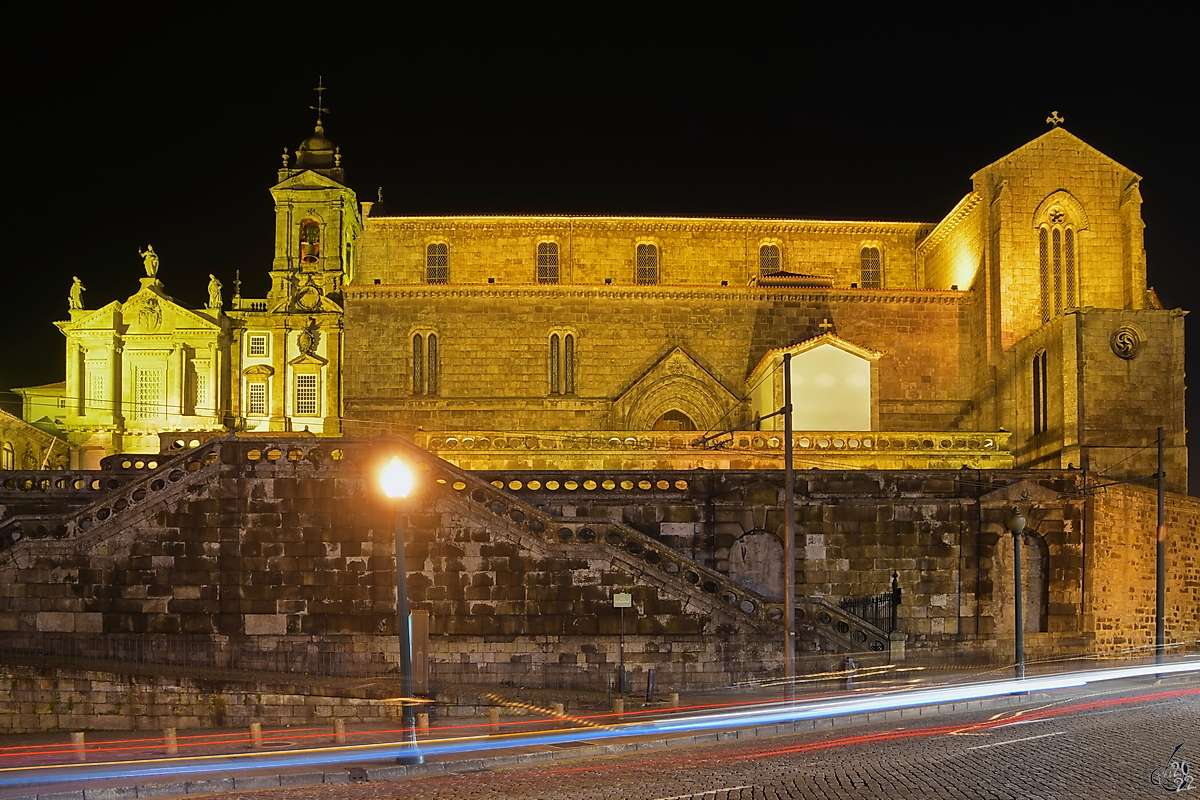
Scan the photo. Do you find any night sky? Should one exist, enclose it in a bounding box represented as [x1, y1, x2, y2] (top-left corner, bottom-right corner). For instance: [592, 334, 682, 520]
[5, 15, 1195, 490]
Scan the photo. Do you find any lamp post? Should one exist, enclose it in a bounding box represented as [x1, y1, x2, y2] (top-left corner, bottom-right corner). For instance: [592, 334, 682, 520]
[380, 455, 422, 765]
[1006, 506, 1026, 680]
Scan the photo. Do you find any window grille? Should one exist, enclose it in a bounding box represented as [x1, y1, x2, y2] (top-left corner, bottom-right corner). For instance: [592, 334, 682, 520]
[426, 243, 449, 284]
[247, 383, 267, 415]
[636, 244, 658, 285]
[412, 334, 424, 395]
[248, 335, 268, 357]
[1064, 228, 1076, 308]
[860, 247, 882, 289]
[295, 374, 319, 416]
[563, 334, 574, 395]
[133, 367, 164, 421]
[759, 244, 781, 275]
[537, 242, 559, 284]
[87, 370, 104, 413]
[1039, 227, 1051, 322]
[1, 443, 12, 470]
[1038, 208, 1078, 321]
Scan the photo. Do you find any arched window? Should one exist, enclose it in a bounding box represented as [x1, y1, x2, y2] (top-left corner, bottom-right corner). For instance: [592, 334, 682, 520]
[759, 244, 781, 276]
[413, 333, 439, 395]
[299, 219, 321, 265]
[1032, 350, 1048, 436]
[549, 332, 575, 394]
[537, 242, 559, 284]
[1, 442, 13, 470]
[860, 246, 882, 289]
[426, 243, 449, 284]
[636, 243, 659, 285]
[1037, 206, 1078, 322]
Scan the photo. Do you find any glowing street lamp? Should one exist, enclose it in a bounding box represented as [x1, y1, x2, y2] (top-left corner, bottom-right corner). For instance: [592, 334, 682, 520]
[380, 455, 422, 764]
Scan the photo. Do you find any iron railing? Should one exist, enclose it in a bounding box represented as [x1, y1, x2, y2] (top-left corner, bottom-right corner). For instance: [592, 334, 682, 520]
[838, 573, 902, 633]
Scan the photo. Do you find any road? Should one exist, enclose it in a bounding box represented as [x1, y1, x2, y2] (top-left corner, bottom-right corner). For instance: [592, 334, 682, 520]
[229, 680, 1198, 799]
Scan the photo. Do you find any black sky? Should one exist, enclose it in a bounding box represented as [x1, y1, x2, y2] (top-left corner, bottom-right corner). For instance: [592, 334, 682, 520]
[4, 14, 1195, 489]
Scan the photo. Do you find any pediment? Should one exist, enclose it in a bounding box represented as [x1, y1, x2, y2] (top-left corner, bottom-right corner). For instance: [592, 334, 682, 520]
[55, 301, 123, 332]
[288, 352, 328, 367]
[272, 170, 347, 191]
[747, 333, 884, 385]
[979, 479, 1062, 508]
[118, 286, 222, 335]
[243, 365, 275, 377]
[613, 347, 741, 431]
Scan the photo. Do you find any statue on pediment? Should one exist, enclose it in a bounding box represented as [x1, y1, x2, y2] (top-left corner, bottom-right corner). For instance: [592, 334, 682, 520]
[69, 276, 84, 310]
[139, 245, 160, 278]
[207, 274, 223, 309]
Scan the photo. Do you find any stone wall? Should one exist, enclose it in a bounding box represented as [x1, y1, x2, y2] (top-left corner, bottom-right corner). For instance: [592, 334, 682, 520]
[355, 217, 932, 290]
[1089, 484, 1200, 653]
[342, 285, 973, 435]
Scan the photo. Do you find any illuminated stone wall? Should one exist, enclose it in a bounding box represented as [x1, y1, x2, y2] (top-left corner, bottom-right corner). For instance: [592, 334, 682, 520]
[342, 285, 974, 436]
[1089, 484, 1200, 653]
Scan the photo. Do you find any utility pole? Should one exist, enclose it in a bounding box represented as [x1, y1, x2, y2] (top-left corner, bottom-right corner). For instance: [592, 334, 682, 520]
[1157, 426, 1166, 667]
[783, 353, 796, 692]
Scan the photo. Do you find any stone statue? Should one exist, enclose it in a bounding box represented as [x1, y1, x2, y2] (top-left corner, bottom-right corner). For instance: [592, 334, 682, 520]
[207, 274, 223, 309]
[68, 276, 84, 310]
[139, 245, 160, 278]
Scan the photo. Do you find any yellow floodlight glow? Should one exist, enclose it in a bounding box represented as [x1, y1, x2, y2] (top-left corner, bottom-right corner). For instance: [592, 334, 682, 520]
[380, 456, 414, 499]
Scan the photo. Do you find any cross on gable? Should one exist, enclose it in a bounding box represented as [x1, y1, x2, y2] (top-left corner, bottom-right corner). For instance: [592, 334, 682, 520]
[819, 318, 835, 331]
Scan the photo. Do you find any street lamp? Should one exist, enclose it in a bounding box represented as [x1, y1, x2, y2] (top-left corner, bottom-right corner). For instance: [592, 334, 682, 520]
[380, 455, 422, 765]
[1006, 506, 1026, 680]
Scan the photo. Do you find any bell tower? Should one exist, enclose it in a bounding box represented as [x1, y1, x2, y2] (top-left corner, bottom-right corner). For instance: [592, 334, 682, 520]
[227, 81, 360, 435]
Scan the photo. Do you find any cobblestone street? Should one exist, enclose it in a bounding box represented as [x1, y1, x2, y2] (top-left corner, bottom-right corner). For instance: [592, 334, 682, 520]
[194, 681, 1198, 800]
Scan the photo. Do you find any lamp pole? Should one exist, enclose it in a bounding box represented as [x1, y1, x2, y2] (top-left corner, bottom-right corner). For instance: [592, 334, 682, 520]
[1006, 506, 1026, 680]
[381, 456, 422, 765]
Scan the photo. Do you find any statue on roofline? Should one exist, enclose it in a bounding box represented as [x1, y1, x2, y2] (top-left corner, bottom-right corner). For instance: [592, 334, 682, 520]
[207, 274, 223, 309]
[139, 245, 160, 278]
[68, 276, 84, 310]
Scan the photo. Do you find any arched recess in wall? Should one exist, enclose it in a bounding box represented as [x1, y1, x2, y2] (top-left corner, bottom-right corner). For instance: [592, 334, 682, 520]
[730, 529, 784, 599]
[624, 376, 727, 432]
[990, 530, 1050, 634]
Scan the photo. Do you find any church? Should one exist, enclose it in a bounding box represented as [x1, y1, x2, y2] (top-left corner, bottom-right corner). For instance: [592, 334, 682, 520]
[0, 114, 1197, 729]
[32, 116, 1187, 494]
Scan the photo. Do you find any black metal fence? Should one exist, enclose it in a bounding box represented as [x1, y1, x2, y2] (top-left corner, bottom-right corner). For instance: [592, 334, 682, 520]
[839, 573, 902, 633]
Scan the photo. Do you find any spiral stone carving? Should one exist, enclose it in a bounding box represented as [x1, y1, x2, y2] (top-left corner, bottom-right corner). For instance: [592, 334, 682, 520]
[1110, 325, 1143, 360]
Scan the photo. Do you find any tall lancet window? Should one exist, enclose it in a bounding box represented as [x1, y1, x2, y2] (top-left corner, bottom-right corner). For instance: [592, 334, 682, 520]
[549, 331, 575, 395]
[635, 243, 659, 285]
[426, 243, 449, 284]
[412, 332, 439, 395]
[1032, 350, 1049, 436]
[1038, 206, 1078, 322]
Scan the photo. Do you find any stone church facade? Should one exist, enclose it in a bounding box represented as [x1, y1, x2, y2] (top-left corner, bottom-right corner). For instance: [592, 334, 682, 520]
[31, 122, 1185, 492]
[1, 118, 1194, 728]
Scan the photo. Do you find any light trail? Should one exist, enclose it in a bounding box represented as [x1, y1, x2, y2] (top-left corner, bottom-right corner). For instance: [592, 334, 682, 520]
[1, 659, 1197, 790]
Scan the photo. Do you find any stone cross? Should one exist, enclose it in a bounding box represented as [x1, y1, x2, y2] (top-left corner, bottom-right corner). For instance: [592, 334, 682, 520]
[819, 318, 834, 332]
[1046, 111, 1065, 127]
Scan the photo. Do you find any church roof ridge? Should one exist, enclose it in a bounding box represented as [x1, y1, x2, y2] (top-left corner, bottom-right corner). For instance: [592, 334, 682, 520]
[971, 126, 1142, 183]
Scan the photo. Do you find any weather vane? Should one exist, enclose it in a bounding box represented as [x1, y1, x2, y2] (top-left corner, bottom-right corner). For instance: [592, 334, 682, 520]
[311, 77, 330, 125]
[1046, 111, 1065, 127]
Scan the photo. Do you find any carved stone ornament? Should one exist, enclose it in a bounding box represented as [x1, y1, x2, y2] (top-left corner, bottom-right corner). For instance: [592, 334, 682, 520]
[1110, 325, 1143, 360]
[298, 319, 320, 355]
[138, 296, 162, 332]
